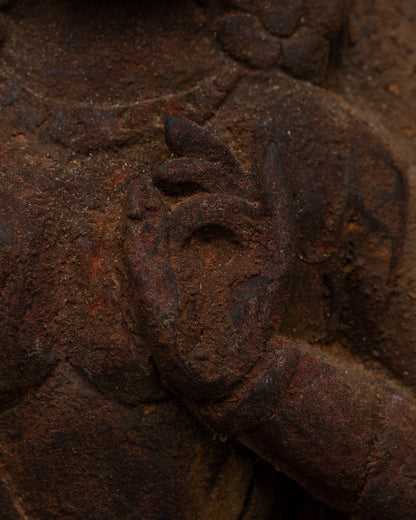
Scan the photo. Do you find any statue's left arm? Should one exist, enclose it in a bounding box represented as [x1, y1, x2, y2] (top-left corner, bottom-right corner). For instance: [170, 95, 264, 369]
[194, 335, 416, 518]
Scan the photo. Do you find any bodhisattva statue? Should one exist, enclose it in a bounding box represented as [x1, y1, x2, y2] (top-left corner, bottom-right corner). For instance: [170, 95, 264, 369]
[0, 0, 415, 518]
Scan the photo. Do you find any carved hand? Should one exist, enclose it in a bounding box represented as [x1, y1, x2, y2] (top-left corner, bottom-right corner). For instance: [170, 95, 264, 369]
[126, 116, 416, 517]
[125, 115, 294, 399]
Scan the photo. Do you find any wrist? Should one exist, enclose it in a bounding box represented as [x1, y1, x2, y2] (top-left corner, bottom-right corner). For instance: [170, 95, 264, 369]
[188, 336, 301, 437]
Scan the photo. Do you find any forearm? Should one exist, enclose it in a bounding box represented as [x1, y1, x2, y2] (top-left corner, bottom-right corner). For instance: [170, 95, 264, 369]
[193, 337, 416, 517]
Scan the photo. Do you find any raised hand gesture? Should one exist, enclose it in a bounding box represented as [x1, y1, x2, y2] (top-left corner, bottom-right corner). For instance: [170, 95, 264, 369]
[126, 115, 294, 399]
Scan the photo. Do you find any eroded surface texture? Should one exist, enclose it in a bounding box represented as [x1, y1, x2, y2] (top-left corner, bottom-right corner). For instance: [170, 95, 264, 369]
[1, 0, 416, 518]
